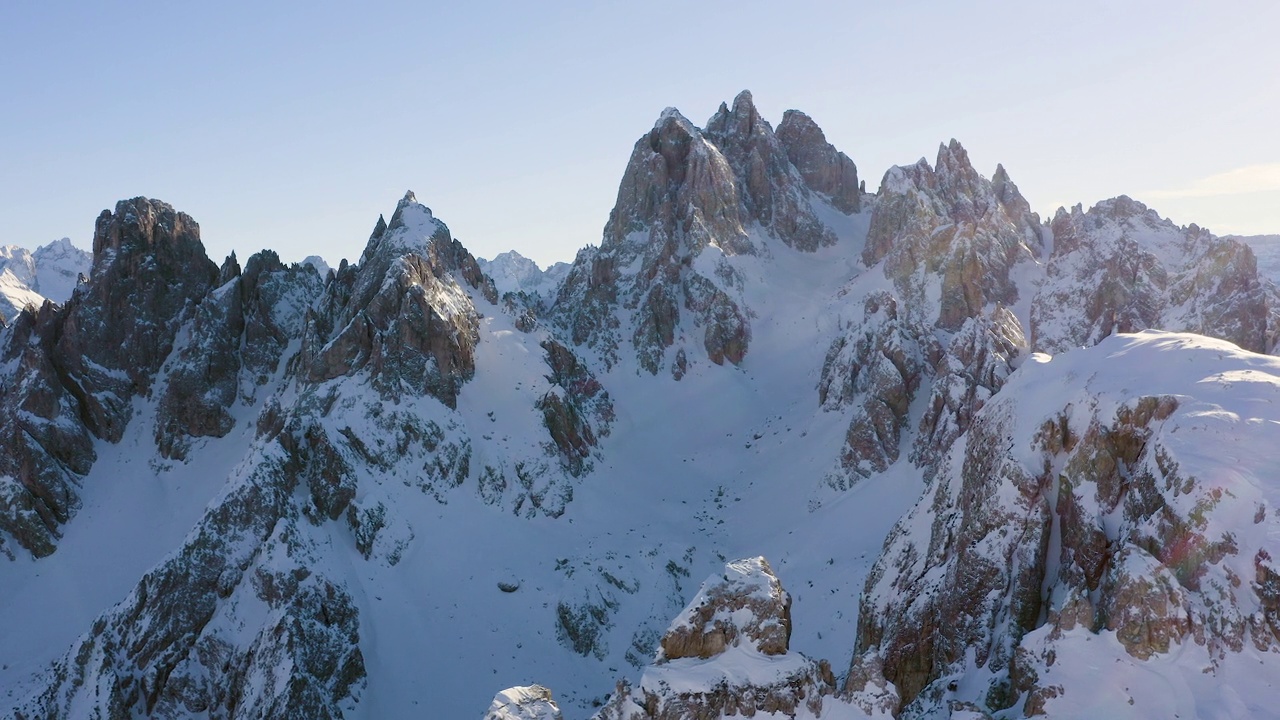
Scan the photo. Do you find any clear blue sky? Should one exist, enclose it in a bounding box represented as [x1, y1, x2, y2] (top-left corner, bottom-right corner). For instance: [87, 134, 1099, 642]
[3, 1, 1278, 268]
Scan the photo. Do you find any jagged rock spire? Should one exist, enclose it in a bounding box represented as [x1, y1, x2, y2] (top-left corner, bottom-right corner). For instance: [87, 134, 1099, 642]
[776, 108, 861, 213]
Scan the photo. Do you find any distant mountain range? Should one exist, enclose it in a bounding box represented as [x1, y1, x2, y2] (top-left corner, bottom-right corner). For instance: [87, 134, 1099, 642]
[0, 238, 90, 321]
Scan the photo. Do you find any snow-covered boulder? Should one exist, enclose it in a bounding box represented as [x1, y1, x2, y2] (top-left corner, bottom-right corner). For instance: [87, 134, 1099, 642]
[594, 557, 843, 719]
[484, 685, 564, 720]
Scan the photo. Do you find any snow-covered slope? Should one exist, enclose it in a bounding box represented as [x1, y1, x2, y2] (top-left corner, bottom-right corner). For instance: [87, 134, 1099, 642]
[0, 238, 90, 321]
[1, 92, 1279, 720]
[856, 331, 1280, 717]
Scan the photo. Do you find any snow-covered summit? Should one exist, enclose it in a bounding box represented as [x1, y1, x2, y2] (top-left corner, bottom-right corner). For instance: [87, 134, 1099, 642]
[301, 254, 331, 276]
[0, 238, 90, 320]
[479, 250, 570, 299]
[32, 237, 90, 300]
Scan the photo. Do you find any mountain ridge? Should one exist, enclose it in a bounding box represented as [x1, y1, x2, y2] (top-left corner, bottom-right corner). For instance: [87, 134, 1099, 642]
[1, 91, 1278, 719]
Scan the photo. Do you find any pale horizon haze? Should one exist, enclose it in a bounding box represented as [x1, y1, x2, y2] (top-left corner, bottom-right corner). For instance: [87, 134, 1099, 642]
[2, 1, 1278, 269]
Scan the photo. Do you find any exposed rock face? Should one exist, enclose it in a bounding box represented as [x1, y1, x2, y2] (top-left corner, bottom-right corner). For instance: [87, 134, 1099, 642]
[4, 192, 530, 717]
[156, 251, 325, 459]
[297, 192, 494, 408]
[776, 109, 861, 214]
[704, 91, 838, 253]
[484, 685, 564, 720]
[552, 106, 751, 374]
[593, 557, 841, 720]
[658, 556, 792, 660]
[10, 96, 1280, 720]
[911, 306, 1026, 476]
[552, 90, 860, 374]
[59, 198, 219, 442]
[853, 333, 1280, 716]
[819, 292, 939, 486]
[1032, 196, 1278, 354]
[814, 143, 1042, 491]
[864, 140, 1041, 331]
[14, 447, 366, 720]
[0, 304, 94, 558]
[537, 339, 613, 477]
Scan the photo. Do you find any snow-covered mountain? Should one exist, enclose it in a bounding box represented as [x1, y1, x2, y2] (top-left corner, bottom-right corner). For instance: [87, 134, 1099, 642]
[0, 237, 90, 321]
[2, 91, 1279, 719]
[480, 250, 571, 300]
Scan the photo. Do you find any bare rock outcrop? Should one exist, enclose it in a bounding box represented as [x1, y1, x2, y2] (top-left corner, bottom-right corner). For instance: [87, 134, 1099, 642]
[911, 306, 1026, 476]
[704, 90, 838, 252]
[0, 304, 94, 558]
[776, 108, 861, 214]
[658, 556, 793, 660]
[155, 251, 325, 459]
[593, 557, 842, 720]
[14, 445, 365, 719]
[57, 197, 218, 442]
[864, 140, 1041, 331]
[537, 339, 613, 477]
[552, 106, 752, 374]
[819, 292, 940, 486]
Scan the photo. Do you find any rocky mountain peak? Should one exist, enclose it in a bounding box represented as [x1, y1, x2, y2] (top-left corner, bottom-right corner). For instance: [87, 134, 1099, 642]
[297, 193, 495, 407]
[863, 144, 1039, 330]
[1033, 194, 1277, 355]
[60, 197, 218, 440]
[704, 89, 839, 252]
[705, 89, 767, 142]
[553, 91, 861, 375]
[604, 105, 743, 255]
[0, 197, 217, 557]
[776, 108, 861, 213]
[88, 197, 203, 271]
[386, 190, 423, 232]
